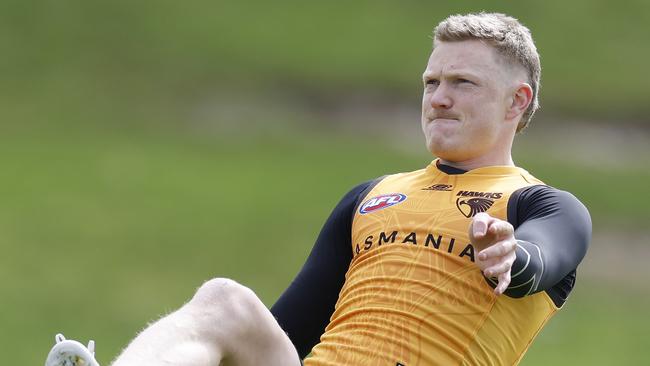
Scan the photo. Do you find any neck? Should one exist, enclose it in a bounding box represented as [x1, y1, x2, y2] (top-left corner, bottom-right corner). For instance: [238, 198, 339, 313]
[438, 154, 515, 171]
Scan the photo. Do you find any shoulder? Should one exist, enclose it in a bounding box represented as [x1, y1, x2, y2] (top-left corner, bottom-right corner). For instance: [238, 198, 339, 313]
[508, 184, 591, 230]
[331, 177, 388, 217]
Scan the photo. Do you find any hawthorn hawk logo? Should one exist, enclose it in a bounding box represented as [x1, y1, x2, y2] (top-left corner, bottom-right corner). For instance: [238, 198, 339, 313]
[455, 190, 503, 217]
[455, 197, 495, 218]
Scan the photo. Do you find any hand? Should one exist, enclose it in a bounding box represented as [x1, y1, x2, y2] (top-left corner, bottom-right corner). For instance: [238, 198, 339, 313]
[468, 212, 517, 295]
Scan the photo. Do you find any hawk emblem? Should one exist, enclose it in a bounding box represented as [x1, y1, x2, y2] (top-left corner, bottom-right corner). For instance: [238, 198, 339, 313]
[456, 197, 494, 218]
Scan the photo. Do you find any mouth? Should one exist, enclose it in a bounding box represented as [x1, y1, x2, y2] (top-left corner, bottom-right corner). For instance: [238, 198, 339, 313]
[429, 117, 459, 124]
[425, 112, 459, 122]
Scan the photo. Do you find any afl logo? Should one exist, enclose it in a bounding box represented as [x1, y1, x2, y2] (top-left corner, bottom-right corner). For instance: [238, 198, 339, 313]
[359, 193, 407, 214]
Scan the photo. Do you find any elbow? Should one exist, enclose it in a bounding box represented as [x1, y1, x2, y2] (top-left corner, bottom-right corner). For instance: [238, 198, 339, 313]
[502, 288, 528, 298]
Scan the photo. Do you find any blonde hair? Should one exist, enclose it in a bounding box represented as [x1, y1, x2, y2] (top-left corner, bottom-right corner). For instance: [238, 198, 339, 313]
[433, 13, 541, 132]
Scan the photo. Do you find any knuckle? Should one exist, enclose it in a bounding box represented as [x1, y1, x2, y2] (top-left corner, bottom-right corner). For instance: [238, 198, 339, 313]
[497, 244, 507, 255]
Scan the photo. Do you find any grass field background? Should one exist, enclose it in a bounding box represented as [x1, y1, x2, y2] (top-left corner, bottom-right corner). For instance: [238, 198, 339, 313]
[2, 124, 649, 365]
[2, 0, 649, 121]
[1, 1, 649, 364]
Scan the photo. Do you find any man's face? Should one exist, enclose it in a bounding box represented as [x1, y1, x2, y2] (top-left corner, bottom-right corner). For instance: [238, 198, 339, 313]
[421, 40, 519, 164]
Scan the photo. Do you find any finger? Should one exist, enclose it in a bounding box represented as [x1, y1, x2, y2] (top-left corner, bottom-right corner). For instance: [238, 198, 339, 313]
[479, 250, 516, 273]
[471, 213, 492, 238]
[487, 220, 514, 239]
[478, 238, 517, 261]
[483, 258, 513, 278]
[494, 271, 511, 295]
[476, 255, 501, 266]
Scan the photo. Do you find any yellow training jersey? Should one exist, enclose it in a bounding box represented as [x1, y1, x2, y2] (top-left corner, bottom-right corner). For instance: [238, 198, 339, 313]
[304, 161, 559, 366]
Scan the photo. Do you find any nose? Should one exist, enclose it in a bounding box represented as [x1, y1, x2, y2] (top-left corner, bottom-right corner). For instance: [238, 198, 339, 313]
[427, 82, 453, 110]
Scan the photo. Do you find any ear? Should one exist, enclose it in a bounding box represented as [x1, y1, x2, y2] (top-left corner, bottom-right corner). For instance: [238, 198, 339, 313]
[506, 82, 533, 121]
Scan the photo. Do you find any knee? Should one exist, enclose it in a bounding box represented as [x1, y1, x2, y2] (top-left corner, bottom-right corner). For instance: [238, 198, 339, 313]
[182, 279, 293, 363]
[189, 278, 261, 314]
[187, 278, 271, 341]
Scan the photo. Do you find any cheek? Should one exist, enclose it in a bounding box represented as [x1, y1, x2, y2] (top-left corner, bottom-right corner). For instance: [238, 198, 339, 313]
[421, 93, 430, 112]
[421, 96, 431, 128]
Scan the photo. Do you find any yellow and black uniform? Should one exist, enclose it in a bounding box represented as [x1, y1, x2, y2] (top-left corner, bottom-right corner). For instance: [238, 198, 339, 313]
[271, 160, 591, 366]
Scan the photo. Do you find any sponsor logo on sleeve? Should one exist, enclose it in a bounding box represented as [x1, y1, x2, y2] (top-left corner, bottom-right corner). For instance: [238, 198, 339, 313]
[359, 193, 407, 214]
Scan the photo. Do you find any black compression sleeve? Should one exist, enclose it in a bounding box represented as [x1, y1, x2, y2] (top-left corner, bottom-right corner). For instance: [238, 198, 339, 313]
[270, 180, 374, 358]
[501, 185, 591, 306]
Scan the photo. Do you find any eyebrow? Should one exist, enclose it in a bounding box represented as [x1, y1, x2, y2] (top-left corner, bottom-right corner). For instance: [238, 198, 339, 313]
[422, 70, 482, 81]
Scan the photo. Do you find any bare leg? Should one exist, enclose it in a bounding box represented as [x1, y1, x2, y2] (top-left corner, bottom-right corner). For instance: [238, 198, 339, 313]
[111, 278, 300, 366]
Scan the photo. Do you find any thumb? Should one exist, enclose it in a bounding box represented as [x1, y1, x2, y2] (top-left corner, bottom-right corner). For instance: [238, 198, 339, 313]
[471, 212, 491, 238]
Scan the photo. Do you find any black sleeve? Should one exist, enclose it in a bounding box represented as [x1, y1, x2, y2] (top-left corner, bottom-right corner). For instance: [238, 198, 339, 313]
[270, 180, 376, 358]
[498, 185, 591, 307]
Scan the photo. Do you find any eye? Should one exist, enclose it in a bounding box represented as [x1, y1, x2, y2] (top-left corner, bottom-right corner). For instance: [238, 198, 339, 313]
[457, 78, 474, 85]
[424, 78, 439, 87]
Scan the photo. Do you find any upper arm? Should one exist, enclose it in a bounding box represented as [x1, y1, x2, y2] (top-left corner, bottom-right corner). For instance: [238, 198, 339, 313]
[270, 179, 377, 357]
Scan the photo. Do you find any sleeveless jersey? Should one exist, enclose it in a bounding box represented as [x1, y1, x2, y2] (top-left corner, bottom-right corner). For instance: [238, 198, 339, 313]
[304, 161, 559, 366]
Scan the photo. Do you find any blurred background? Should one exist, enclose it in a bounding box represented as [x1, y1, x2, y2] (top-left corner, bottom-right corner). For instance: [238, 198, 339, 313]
[1, 0, 649, 364]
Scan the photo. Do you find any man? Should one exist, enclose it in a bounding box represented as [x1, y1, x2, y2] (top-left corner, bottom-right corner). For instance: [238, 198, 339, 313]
[45, 12, 590, 366]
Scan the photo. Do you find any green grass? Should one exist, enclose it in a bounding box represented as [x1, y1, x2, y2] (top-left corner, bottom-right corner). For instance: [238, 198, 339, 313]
[1, 125, 648, 364]
[1, 2, 647, 363]
[524, 282, 650, 365]
[0, 126, 425, 364]
[1, 0, 649, 120]
[513, 154, 650, 228]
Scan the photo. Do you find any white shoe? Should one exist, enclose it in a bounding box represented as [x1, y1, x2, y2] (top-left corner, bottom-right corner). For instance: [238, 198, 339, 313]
[45, 333, 100, 366]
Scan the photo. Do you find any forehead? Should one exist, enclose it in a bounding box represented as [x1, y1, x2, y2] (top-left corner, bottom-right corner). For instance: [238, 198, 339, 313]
[425, 40, 503, 77]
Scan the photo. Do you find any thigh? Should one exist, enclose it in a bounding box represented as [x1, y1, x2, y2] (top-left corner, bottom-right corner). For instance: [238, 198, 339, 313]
[111, 309, 225, 366]
[112, 278, 301, 366]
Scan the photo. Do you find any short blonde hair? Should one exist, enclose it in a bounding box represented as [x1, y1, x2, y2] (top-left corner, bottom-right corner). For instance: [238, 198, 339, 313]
[434, 13, 541, 132]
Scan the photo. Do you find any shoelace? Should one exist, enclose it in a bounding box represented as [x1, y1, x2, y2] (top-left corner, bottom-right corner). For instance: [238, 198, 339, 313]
[54, 333, 96, 356]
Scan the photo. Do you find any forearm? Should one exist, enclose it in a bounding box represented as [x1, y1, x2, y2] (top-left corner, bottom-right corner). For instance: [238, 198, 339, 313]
[485, 240, 544, 297]
[495, 185, 591, 300]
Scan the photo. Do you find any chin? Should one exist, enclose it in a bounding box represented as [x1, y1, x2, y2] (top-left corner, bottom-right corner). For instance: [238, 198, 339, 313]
[426, 137, 452, 157]
[427, 143, 468, 163]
